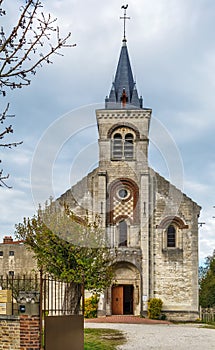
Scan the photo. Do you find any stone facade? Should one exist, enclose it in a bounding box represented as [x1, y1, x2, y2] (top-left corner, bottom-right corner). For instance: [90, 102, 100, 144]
[58, 37, 201, 321]
[150, 171, 200, 319]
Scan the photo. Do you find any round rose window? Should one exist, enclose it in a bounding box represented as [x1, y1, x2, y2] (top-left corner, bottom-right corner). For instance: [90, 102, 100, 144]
[118, 188, 129, 199]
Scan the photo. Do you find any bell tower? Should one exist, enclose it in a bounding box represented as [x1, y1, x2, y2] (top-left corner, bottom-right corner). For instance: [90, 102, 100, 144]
[96, 16, 152, 172]
[95, 5, 152, 315]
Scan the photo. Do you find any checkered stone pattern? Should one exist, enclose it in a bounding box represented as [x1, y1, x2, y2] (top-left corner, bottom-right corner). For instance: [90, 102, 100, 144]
[113, 196, 133, 221]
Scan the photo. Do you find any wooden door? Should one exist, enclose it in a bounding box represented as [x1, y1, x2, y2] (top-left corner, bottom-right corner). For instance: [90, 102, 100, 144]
[112, 286, 123, 315]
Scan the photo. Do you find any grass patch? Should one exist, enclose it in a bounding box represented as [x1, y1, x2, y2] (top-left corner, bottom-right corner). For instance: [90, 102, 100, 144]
[201, 321, 215, 329]
[84, 328, 126, 350]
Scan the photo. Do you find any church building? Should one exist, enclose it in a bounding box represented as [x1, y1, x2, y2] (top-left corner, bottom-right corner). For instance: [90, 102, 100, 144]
[59, 11, 201, 321]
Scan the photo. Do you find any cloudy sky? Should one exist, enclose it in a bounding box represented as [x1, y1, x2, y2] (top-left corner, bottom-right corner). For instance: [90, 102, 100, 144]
[1, 0, 215, 264]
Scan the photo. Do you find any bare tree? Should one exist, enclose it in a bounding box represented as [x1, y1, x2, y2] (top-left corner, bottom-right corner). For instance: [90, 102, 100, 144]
[0, 0, 75, 187]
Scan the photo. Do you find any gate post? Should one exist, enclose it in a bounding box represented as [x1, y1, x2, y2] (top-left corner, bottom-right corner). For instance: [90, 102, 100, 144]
[39, 269, 43, 349]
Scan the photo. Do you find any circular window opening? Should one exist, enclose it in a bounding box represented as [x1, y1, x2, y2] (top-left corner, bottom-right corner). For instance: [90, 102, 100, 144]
[118, 188, 129, 199]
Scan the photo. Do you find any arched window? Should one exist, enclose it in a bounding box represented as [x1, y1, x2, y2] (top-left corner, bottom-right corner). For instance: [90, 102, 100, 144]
[124, 133, 134, 159]
[167, 225, 176, 247]
[111, 129, 135, 160]
[119, 220, 127, 247]
[113, 133, 123, 159]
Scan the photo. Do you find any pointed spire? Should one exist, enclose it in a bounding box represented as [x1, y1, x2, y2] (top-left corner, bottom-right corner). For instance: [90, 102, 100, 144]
[105, 5, 143, 109]
[105, 40, 142, 109]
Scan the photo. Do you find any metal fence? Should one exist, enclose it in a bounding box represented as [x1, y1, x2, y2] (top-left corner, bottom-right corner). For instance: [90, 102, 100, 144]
[200, 307, 215, 323]
[0, 274, 40, 315]
[42, 275, 75, 316]
[0, 273, 77, 316]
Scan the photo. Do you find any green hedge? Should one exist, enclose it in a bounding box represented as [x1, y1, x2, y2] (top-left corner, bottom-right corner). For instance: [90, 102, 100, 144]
[147, 298, 163, 319]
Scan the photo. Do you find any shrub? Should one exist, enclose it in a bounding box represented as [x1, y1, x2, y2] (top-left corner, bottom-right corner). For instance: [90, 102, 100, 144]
[84, 294, 99, 318]
[147, 298, 163, 319]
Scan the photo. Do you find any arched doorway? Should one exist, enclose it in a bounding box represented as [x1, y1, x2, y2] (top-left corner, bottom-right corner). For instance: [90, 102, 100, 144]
[111, 262, 140, 316]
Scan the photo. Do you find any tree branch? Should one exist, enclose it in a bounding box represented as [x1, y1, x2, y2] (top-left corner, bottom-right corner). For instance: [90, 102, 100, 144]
[0, 0, 75, 187]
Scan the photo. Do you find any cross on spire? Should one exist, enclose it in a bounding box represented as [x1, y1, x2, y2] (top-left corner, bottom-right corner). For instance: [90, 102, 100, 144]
[120, 4, 130, 42]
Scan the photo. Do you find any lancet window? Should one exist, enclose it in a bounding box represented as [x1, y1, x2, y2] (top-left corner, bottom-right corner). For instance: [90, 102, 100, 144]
[118, 219, 128, 247]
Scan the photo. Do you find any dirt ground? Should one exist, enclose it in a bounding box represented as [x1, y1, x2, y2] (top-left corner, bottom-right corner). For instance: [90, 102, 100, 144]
[85, 321, 215, 350]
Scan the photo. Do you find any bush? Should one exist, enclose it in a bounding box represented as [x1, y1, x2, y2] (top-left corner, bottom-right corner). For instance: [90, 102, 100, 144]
[147, 298, 163, 319]
[84, 294, 99, 319]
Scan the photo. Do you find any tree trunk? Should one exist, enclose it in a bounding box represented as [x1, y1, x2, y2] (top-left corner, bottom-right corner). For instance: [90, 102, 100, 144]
[63, 282, 82, 315]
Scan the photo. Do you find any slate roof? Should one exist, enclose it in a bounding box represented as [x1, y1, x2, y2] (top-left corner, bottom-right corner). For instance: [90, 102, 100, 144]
[105, 39, 143, 109]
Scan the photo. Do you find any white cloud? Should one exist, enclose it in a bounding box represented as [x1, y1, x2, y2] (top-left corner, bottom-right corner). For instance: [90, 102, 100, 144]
[184, 180, 210, 198]
[0, 0, 215, 263]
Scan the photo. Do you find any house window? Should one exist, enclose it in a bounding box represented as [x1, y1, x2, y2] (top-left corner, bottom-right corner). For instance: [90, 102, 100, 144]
[0, 251, 3, 257]
[119, 220, 127, 247]
[9, 251, 14, 256]
[9, 271, 14, 277]
[167, 225, 176, 247]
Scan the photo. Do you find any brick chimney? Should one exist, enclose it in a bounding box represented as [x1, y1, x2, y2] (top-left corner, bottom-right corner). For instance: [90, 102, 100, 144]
[3, 236, 13, 244]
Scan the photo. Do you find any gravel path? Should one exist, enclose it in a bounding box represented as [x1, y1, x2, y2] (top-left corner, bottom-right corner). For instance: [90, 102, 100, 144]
[85, 322, 215, 349]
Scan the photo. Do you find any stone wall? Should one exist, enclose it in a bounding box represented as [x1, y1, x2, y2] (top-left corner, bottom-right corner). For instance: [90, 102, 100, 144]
[163, 311, 199, 322]
[0, 315, 40, 350]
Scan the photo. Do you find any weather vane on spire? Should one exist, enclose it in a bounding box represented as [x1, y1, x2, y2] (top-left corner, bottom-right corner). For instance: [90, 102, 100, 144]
[120, 4, 130, 42]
